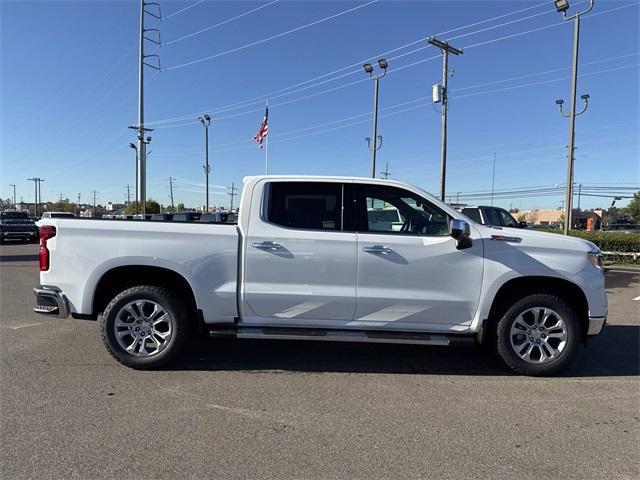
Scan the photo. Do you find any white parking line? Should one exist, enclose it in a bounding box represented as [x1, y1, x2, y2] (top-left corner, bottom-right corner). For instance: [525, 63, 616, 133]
[633, 296, 640, 301]
[4, 323, 43, 330]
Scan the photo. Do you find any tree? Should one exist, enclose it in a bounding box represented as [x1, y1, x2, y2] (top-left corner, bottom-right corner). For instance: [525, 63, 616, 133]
[124, 199, 160, 215]
[624, 191, 640, 222]
[176, 203, 185, 212]
[0, 198, 13, 210]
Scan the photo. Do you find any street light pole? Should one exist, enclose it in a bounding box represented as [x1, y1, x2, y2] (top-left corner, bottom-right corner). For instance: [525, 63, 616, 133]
[363, 59, 387, 178]
[199, 114, 211, 212]
[428, 36, 463, 202]
[554, 0, 594, 235]
[129, 143, 138, 213]
[9, 184, 16, 207]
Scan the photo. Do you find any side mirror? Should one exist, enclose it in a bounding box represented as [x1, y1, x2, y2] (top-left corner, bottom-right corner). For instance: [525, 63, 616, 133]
[450, 219, 472, 250]
[518, 221, 528, 229]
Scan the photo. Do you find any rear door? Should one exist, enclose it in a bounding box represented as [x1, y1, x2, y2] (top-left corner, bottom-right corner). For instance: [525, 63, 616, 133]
[241, 181, 357, 325]
[352, 183, 484, 330]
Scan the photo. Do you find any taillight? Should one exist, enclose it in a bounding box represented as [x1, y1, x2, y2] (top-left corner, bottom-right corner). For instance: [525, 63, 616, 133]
[39, 225, 56, 271]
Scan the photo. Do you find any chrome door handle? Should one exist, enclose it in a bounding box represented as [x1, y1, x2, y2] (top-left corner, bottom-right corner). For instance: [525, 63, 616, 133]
[252, 241, 283, 250]
[362, 245, 393, 254]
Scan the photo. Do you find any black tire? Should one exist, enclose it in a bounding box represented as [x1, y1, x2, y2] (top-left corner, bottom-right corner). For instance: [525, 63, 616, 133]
[100, 285, 192, 369]
[495, 294, 579, 376]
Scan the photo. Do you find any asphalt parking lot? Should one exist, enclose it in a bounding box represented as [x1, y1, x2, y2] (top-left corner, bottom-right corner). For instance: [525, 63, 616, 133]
[1, 242, 638, 480]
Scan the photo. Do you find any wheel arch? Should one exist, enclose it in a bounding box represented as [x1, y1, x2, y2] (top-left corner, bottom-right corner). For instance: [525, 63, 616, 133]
[92, 265, 198, 319]
[486, 276, 589, 340]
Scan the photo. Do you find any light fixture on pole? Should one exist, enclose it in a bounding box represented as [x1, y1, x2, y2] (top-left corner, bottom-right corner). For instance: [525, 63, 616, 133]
[199, 114, 212, 212]
[553, 0, 594, 235]
[363, 58, 388, 178]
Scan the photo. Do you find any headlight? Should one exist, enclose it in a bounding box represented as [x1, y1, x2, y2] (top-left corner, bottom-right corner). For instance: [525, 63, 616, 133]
[587, 251, 603, 269]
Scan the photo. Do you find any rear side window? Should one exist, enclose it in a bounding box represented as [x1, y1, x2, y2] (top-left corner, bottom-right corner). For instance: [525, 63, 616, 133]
[267, 182, 342, 231]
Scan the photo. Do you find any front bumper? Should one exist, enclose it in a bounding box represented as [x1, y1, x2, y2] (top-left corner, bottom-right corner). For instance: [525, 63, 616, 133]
[2, 230, 37, 238]
[33, 286, 69, 318]
[587, 316, 606, 336]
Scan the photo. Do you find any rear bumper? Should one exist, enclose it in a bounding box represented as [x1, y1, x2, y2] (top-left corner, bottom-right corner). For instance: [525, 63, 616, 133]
[33, 286, 69, 318]
[587, 315, 606, 336]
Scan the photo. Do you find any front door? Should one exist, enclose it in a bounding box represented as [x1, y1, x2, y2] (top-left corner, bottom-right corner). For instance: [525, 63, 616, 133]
[241, 180, 357, 326]
[352, 183, 484, 331]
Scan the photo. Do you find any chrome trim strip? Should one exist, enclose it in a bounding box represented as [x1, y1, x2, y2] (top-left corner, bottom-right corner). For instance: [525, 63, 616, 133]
[237, 328, 451, 346]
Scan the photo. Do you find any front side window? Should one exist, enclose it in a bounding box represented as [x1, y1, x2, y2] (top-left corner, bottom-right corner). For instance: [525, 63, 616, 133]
[499, 209, 518, 227]
[267, 182, 342, 231]
[354, 184, 449, 236]
[483, 208, 502, 226]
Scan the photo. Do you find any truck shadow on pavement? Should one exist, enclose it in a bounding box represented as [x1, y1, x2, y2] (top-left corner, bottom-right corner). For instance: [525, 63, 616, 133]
[171, 324, 639, 377]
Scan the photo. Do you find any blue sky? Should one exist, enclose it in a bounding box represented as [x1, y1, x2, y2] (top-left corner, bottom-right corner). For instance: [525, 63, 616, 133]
[1, 0, 638, 210]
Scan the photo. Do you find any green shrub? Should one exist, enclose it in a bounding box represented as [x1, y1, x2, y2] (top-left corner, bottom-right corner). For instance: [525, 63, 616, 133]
[535, 229, 640, 264]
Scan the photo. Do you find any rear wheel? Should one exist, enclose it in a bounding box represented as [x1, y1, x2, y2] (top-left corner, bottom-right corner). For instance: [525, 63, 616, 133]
[495, 294, 579, 376]
[101, 285, 191, 369]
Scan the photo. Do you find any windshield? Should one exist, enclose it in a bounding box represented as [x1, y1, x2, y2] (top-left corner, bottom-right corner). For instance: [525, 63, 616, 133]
[1, 212, 29, 220]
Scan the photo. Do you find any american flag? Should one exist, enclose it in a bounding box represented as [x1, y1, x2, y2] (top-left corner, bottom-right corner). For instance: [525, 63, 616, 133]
[253, 106, 268, 149]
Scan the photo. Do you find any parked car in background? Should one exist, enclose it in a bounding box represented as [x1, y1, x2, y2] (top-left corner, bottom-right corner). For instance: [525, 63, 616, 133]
[33, 175, 607, 376]
[602, 224, 640, 234]
[367, 206, 403, 232]
[199, 212, 236, 223]
[456, 205, 527, 229]
[150, 213, 174, 221]
[1, 211, 38, 243]
[171, 211, 201, 222]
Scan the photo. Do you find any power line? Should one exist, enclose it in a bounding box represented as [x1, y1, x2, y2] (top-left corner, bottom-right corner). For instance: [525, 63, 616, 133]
[149, 0, 637, 127]
[148, 3, 551, 125]
[163, 0, 206, 20]
[165, 1, 280, 45]
[164, 0, 379, 71]
[150, 1, 550, 124]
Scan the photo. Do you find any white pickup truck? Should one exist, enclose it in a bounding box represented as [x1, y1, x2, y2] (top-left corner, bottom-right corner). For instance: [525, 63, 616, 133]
[33, 176, 607, 375]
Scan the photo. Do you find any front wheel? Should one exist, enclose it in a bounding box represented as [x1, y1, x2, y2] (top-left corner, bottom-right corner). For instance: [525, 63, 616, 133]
[495, 294, 579, 376]
[101, 285, 191, 369]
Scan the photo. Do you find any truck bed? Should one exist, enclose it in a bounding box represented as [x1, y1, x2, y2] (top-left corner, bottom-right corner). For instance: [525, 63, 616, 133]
[40, 219, 239, 323]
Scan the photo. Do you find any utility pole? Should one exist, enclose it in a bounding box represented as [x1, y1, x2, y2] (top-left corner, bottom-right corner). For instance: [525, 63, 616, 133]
[428, 36, 463, 201]
[91, 190, 98, 217]
[168, 176, 175, 211]
[27, 178, 38, 217]
[363, 59, 388, 178]
[77, 193, 81, 216]
[199, 114, 212, 212]
[38, 179, 43, 216]
[576, 183, 582, 228]
[58, 192, 65, 202]
[9, 184, 16, 207]
[124, 184, 132, 204]
[228, 182, 238, 212]
[380, 163, 391, 179]
[130, 0, 160, 217]
[554, 0, 594, 235]
[491, 152, 496, 206]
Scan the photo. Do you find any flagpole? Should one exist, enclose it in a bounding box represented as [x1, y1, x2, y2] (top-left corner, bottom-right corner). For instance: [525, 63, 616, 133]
[265, 99, 269, 175]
